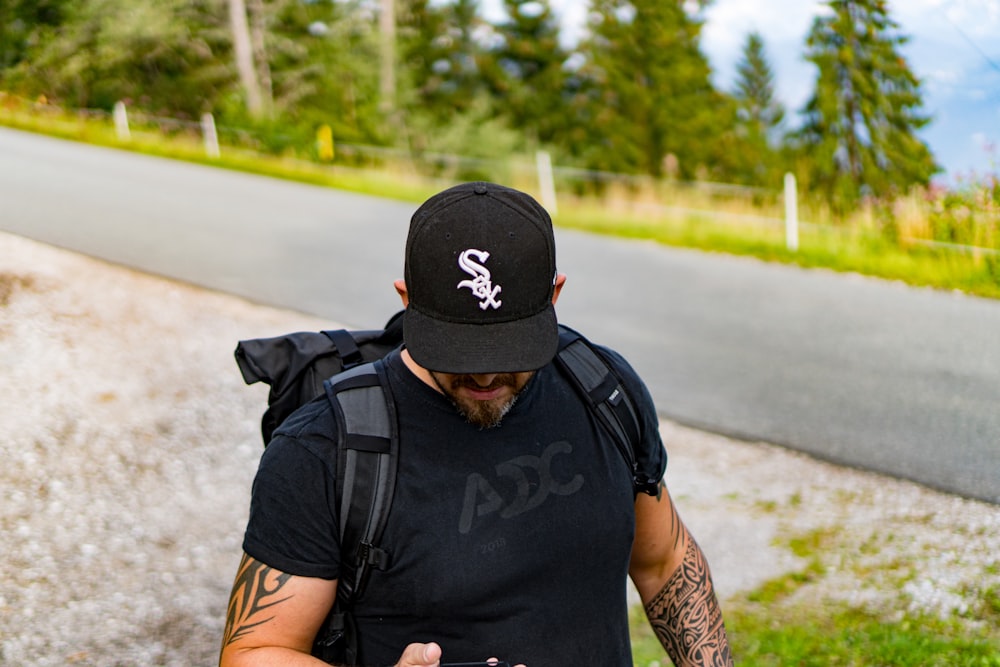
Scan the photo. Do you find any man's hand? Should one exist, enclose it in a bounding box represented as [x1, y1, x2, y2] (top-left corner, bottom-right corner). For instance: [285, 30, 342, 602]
[394, 642, 442, 666]
[393, 646, 526, 667]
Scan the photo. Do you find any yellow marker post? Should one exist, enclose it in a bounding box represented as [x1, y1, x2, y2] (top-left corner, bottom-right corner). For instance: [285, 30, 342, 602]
[317, 125, 334, 162]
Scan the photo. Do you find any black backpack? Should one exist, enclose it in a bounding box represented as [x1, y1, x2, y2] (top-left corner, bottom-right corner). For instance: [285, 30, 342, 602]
[234, 311, 660, 664]
[235, 311, 406, 445]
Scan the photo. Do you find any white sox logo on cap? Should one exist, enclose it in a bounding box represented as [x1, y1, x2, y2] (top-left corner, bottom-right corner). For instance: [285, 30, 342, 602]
[456, 248, 502, 310]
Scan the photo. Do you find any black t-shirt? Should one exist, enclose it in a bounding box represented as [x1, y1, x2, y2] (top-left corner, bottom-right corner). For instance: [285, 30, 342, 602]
[243, 342, 667, 667]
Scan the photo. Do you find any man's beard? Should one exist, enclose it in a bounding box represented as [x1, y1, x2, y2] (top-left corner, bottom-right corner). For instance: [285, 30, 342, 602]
[431, 372, 531, 429]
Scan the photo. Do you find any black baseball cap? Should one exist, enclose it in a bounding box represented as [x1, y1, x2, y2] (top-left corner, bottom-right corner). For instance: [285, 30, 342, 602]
[402, 182, 558, 374]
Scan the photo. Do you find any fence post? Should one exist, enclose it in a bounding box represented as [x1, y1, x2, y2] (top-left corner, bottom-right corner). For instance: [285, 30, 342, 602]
[536, 150, 558, 216]
[113, 101, 130, 141]
[784, 172, 799, 252]
[201, 112, 220, 159]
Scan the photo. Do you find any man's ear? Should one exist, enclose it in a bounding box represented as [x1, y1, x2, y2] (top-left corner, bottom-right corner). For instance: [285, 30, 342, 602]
[394, 279, 409, 307]
[552, 273, 567, 305]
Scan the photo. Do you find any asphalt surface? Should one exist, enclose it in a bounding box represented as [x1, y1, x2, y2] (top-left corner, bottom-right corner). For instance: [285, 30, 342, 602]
[2, 126, 998, 503]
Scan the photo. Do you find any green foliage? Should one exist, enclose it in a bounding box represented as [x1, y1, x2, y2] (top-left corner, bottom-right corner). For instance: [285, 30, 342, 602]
[400, 0, 491, 120]
[574, 0, 726, 179]
[397, 0, 455, 123]
[797, 0, 939, 211]
[404, 96, 523, 180]
[926, 175, 1000, 249]
[730, 32, 787, 188]
[262, 0, 385, 145]
[2, 0, 232, 116]
[0, 0, 70, 70]
[482, 0, 569, 147]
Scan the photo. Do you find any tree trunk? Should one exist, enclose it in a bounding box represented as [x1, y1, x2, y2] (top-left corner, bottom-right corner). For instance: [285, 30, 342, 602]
[247, 0, 273, 116]
[379, 0, 395, 113]
[229, 0, 263, 118]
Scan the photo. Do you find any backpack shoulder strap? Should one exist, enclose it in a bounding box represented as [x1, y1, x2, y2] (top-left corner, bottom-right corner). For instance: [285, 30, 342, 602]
[555, 326, 660, 497]
[313, 358, 398, 663]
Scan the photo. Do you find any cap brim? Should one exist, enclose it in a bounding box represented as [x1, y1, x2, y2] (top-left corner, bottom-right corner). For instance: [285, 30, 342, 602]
[404, 304, 558, 374]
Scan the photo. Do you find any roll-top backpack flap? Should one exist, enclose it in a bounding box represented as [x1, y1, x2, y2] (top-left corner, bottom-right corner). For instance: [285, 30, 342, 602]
[234, 312, 404, 446]
[235, 331, 337, 387]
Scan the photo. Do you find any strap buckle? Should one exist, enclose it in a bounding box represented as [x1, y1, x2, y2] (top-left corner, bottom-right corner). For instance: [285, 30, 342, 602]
[358, 541, 391, 570]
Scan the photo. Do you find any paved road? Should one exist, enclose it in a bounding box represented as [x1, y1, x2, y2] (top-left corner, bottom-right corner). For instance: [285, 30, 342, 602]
[2, 126, 998, 503]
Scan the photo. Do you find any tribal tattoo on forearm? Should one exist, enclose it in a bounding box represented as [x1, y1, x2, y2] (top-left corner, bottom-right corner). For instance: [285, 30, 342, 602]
[222, 554, 293, 646]
[644, 538, 733, 667]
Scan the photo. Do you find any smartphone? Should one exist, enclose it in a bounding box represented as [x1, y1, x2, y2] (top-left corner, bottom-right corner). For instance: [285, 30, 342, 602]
[441, 662, 510, 667]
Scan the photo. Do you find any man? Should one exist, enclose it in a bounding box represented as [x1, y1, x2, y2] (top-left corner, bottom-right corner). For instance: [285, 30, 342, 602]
[220, 182, 733, 667]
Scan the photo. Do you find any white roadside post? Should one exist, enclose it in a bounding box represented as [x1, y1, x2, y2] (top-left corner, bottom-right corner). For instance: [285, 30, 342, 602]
[201, 112, 221, 159]
[784, 172, 799, 252]
[113, 101, 130, 141]
[536, 150, 558, 216]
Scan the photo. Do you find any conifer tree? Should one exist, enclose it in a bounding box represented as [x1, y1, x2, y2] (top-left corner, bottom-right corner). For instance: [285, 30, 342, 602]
[797, 0, 938, 208]
[731, 31, 786, 186]
[396, 0, 519, 158]
[573, 0, 726, 179]
[409, 0, 489, 117]
[397, 0, 447, 111]
[268, 0, 383, 143]
[484, 0, 569, 146]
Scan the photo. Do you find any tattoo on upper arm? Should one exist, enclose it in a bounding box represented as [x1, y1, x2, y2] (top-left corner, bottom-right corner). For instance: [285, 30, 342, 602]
[223, 554, 293, 646]
[651, 482, 683, 552]
[644, 539, 733, 667]
[665, 489, 683, 553]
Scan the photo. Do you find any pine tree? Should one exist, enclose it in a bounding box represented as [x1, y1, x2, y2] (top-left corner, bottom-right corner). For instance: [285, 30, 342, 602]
[572, 0, 726, 179]
[404, 0, 489, 118]
[396, 0, 520, 158]
[731, 31, 786, 186]
[397, 0, 458, 121]
[797, 0, 938, 208]
[484, 0, 569, 146]
[734, 32, 784, 146]
[267, 0, 383, 144]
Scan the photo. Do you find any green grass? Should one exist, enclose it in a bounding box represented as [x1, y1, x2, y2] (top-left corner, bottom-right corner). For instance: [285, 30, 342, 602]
[628, 520, 1000, 666]
[724, 606, 1000, 667]
[629, 598, 1000, 667]
[2, 97, 998, 301]
[0, 102, 441, 204]
[557, 203, 1000, 300]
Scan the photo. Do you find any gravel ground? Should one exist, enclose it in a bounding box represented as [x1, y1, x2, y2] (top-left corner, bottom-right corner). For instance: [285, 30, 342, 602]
[2, 230, 998, 666]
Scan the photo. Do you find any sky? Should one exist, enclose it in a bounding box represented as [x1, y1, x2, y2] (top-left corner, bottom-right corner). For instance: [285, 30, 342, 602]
[480, 0, 1000, 184]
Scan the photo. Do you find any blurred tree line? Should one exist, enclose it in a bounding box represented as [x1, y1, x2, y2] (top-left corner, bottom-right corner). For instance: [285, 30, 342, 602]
[0, 0, 940, 212]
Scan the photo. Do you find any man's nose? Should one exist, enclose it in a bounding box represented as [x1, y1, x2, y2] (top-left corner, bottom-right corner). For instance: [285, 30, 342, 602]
[469, 373, 498, 387]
